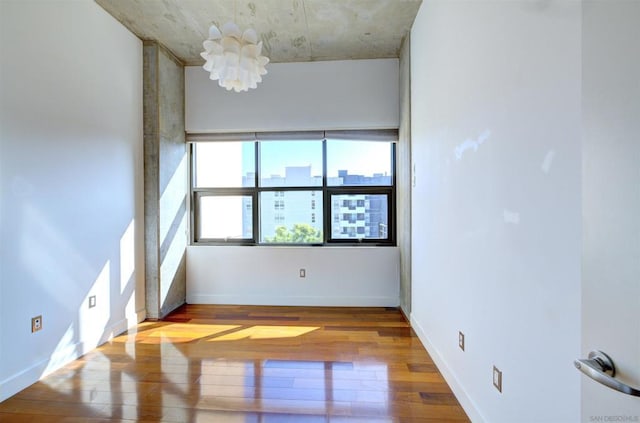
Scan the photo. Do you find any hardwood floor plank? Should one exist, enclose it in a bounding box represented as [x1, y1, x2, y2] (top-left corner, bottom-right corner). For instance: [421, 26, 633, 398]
[0, 305, 469, 422]
[419, 392, 461, 406]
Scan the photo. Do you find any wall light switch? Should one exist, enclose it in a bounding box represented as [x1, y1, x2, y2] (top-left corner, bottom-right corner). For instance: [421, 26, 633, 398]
[458, 331, 465, 351]
[493, 366, 503, 393]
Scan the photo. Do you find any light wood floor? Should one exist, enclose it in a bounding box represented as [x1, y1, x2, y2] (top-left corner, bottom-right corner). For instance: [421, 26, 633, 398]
[0, 305, 469, 422]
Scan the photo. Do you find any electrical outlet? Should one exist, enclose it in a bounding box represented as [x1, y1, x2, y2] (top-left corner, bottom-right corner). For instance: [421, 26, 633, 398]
[458, 331, 465, 351]
[89, 295, 97, 308]
[299, 268, 306, 278]
[31, 315, 42, 333]
[493, 366, 503, 393]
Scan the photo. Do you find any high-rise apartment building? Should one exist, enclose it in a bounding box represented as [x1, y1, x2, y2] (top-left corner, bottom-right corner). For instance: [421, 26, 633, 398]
[249, 166, 389, 242]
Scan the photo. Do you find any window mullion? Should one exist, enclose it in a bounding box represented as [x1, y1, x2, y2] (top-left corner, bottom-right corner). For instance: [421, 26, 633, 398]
[189, 143, 196, 244]
[322, 139, 328, 244]
[254, 141, 259, 243]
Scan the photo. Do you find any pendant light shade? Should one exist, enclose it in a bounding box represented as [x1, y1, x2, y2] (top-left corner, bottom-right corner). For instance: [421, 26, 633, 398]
[200, 22, 269, 92]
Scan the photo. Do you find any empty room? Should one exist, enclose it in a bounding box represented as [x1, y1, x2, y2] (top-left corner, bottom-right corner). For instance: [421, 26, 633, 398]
[0, 0, 638, 422]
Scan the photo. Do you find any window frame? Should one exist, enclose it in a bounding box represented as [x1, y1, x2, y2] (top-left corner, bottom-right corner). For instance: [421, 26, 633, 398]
[258, 188, 324, 245]
[190, 135, 396, 246]
[193, 190, 258, 244]
[324, 186, 395, 245]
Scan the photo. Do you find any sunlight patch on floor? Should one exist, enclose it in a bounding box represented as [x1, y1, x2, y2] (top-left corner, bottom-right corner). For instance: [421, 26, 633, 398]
[208, 325, 320, 341]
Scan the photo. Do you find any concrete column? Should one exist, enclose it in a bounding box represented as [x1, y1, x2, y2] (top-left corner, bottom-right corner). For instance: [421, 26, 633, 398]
[143, 41, 187, 319]
[398, 34, 412, 316]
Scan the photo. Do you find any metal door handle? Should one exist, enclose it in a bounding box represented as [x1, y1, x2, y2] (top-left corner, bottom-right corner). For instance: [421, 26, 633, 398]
[575, 350, 640, 397]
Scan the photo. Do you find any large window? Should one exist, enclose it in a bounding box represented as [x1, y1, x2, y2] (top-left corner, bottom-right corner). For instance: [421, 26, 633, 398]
[191, 132, 396, 245]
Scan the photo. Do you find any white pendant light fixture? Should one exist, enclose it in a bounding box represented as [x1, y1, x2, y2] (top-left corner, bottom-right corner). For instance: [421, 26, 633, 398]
[200, 22, 269, 92]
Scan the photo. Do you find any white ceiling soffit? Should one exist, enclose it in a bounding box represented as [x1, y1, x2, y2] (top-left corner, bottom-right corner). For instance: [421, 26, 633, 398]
[95, 0, 422, 65]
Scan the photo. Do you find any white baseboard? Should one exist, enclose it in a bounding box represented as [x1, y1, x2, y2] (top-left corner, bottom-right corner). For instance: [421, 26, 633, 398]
[136, 308, 147, 323]
[410, 314, 486, 423]
[187, 294, 399, 307]
[0, 316, 141, 402]
[1, 343, 96, 402]
[0, 358, 48, 403]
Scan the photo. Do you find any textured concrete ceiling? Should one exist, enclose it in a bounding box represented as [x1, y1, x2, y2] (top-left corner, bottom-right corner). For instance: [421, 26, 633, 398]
[95, 0, 422, 65]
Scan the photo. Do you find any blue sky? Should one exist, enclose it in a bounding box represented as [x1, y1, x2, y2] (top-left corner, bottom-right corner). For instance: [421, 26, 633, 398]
[258, 140, 391, 178]
[197, 140, 392, 186]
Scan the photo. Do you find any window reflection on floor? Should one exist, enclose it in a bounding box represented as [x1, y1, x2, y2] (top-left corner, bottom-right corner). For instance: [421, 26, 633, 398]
[194, 359, 389, 417]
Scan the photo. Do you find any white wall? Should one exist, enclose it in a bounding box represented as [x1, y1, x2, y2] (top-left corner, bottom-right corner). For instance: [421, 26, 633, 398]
[410, 1, 581, 422]
[186, 58, 401, 308]
[187, 247, 399, 307]
[581, 1, 640, 420]
[0, 0, 144, 401]
[185, 59, 399, 133]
